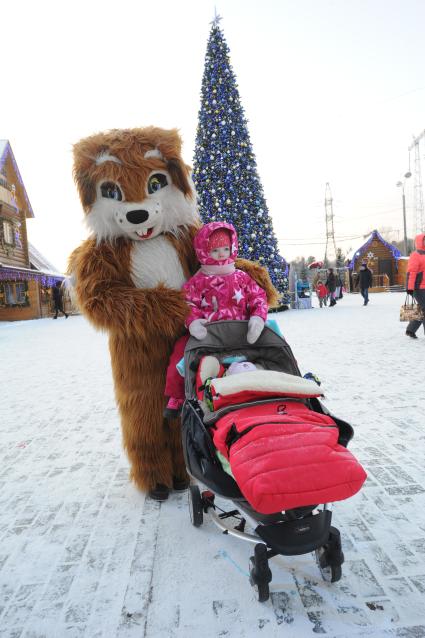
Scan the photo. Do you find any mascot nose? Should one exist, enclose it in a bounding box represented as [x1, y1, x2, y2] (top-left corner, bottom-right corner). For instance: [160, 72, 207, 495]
[126, 209, 150, 224]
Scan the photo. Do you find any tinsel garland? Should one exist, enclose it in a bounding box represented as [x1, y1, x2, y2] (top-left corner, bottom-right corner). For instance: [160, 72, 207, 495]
[0, 267, 63, 287]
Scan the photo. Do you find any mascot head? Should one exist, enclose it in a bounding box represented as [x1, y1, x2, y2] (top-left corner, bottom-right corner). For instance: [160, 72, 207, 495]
[73, 127, 198, 242]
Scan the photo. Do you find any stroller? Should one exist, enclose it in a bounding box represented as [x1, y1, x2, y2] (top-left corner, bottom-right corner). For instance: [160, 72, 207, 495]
[181, 320, 359, 602]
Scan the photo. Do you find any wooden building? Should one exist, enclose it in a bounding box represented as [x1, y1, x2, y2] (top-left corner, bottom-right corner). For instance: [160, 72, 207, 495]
[0, 140, 70, 321]
[346, 229, 405, 292]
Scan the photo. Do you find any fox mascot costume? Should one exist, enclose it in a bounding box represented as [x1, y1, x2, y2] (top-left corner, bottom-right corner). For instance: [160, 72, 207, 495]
[69, 127, 277, 500]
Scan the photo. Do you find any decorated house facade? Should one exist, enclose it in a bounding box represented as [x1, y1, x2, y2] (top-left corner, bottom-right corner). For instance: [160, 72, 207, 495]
[345, 229, 407, 291]
[0, 140, 68, 321]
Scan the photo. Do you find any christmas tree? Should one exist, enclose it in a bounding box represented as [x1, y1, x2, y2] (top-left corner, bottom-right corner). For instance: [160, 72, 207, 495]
[192, 14, 289, 300]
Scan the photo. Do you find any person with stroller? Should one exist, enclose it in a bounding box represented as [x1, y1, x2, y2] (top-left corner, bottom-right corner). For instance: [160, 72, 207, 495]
[358, 262, 373, 306]
[315, 281, 328, 308]
[325, 268, 337, 306]
[405, 232, 425, 339]
[164, 222, 268, 418]
[52, 281, 68, 319]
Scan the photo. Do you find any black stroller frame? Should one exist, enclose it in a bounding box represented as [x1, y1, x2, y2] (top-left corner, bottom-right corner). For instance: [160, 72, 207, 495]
[181, 321, 353, 602]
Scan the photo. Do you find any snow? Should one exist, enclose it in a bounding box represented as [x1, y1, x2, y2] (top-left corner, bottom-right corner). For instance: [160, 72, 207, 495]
[28, 243, 63, 277]
[1, 292, 425, 637]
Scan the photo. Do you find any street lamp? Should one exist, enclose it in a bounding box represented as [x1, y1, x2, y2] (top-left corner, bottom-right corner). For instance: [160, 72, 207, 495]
[396, 171, 412, 256]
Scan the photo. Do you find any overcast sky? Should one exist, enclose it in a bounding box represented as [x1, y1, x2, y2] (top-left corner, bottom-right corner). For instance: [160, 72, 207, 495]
[2, 0, 425, 270]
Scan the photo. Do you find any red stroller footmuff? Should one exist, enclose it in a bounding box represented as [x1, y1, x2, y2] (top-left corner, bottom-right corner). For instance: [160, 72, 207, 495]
[212, 400, 366, 514]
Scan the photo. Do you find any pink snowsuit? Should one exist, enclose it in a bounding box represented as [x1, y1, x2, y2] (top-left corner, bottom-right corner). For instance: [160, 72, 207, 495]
[184, 222, 268, 325]
[164, 222, 268, 402]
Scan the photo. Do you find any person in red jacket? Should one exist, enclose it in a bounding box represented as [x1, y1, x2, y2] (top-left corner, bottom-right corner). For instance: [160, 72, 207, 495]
[315, 281, 328, 308]
[406, 232, 425, 339]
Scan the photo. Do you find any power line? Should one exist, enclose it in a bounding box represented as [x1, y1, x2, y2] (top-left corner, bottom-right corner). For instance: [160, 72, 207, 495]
[282, 242, 328, 246]
[334, 207, 403, 221]
[278, 231, 407, 247]
[279, 236, 366, 247]
[310, 200, 401, 211]
[278, 233, 365, 242]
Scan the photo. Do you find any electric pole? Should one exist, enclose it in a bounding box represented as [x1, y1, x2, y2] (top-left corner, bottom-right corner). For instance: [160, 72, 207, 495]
[408, 130, 425, 235]
[324, 182, 337, 265]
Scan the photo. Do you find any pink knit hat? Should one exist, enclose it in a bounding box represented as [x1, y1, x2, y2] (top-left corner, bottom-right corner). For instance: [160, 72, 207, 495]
[207, 228, 232, 251]
[193, 222, 238, 266]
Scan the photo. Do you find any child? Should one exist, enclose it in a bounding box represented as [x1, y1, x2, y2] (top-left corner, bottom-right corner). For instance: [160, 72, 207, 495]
[316, 281, 328, 308]
[164, 222, 269, 417]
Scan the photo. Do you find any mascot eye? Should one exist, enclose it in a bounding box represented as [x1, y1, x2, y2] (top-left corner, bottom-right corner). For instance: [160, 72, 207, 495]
[100, 182, 122, 201]
[148, 173, 168, 194]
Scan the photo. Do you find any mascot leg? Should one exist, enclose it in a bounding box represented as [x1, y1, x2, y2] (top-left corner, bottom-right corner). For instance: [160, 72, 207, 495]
[119, 385, 173, 492]
[110, 336, 189, 497]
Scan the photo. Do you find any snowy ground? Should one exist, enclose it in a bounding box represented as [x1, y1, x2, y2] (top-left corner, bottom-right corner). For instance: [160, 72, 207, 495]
[1, 292, 425, 638]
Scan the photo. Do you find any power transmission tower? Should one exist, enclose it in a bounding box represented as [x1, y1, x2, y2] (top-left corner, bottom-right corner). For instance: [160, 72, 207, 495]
[324, 182, 337, 265]
[408, 130, 425, 234]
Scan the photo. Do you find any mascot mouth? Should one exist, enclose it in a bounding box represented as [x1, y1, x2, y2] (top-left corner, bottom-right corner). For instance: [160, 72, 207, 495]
[135, 227, 154, 240]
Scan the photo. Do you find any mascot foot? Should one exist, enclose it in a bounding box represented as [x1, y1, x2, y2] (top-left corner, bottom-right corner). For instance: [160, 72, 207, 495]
[148, 484, 170, 501]
[173, 476, 190, 491]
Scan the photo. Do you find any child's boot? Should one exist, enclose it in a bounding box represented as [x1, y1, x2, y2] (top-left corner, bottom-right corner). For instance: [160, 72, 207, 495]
[164, 397, 184, 419]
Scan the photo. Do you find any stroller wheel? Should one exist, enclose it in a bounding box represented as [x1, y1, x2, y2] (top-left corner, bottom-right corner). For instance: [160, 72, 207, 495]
[188, 485, 203, 527]
[315, 527, 344, 583]
[249, 543, 272, 603]
[315, 548, 342, 583]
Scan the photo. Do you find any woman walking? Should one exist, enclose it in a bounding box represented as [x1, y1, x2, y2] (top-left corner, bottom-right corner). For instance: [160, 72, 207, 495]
[406, 233, 425, 339]
[52, 281, 69, 319]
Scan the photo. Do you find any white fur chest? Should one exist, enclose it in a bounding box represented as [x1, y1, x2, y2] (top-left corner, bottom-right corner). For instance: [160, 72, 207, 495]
[130, 236, 187, 290]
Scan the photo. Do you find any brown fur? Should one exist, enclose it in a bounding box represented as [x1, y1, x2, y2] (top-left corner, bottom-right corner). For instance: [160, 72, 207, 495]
[69, 232, 194, 491]
[70, 126, 279, 492]
[73, 127, 193, 212]
[236, 258, 280, 308]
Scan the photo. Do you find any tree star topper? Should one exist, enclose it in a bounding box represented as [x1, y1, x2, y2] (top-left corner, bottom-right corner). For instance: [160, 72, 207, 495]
[210, 8, 222, 27]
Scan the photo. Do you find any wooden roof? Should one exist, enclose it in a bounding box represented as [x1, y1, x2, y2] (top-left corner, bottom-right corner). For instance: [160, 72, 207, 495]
[0, 140, 34, 218]
[28, 243, 62, 276]
[346, 229, 401, 270]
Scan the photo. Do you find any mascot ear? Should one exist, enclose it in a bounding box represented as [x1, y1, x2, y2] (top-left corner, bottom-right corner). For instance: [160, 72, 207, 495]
[167, 158, 193, 199]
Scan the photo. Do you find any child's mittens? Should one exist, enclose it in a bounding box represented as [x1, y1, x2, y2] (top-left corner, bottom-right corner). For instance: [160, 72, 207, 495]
[189, 318, 208, 340]
[247, 316, 265, 344]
